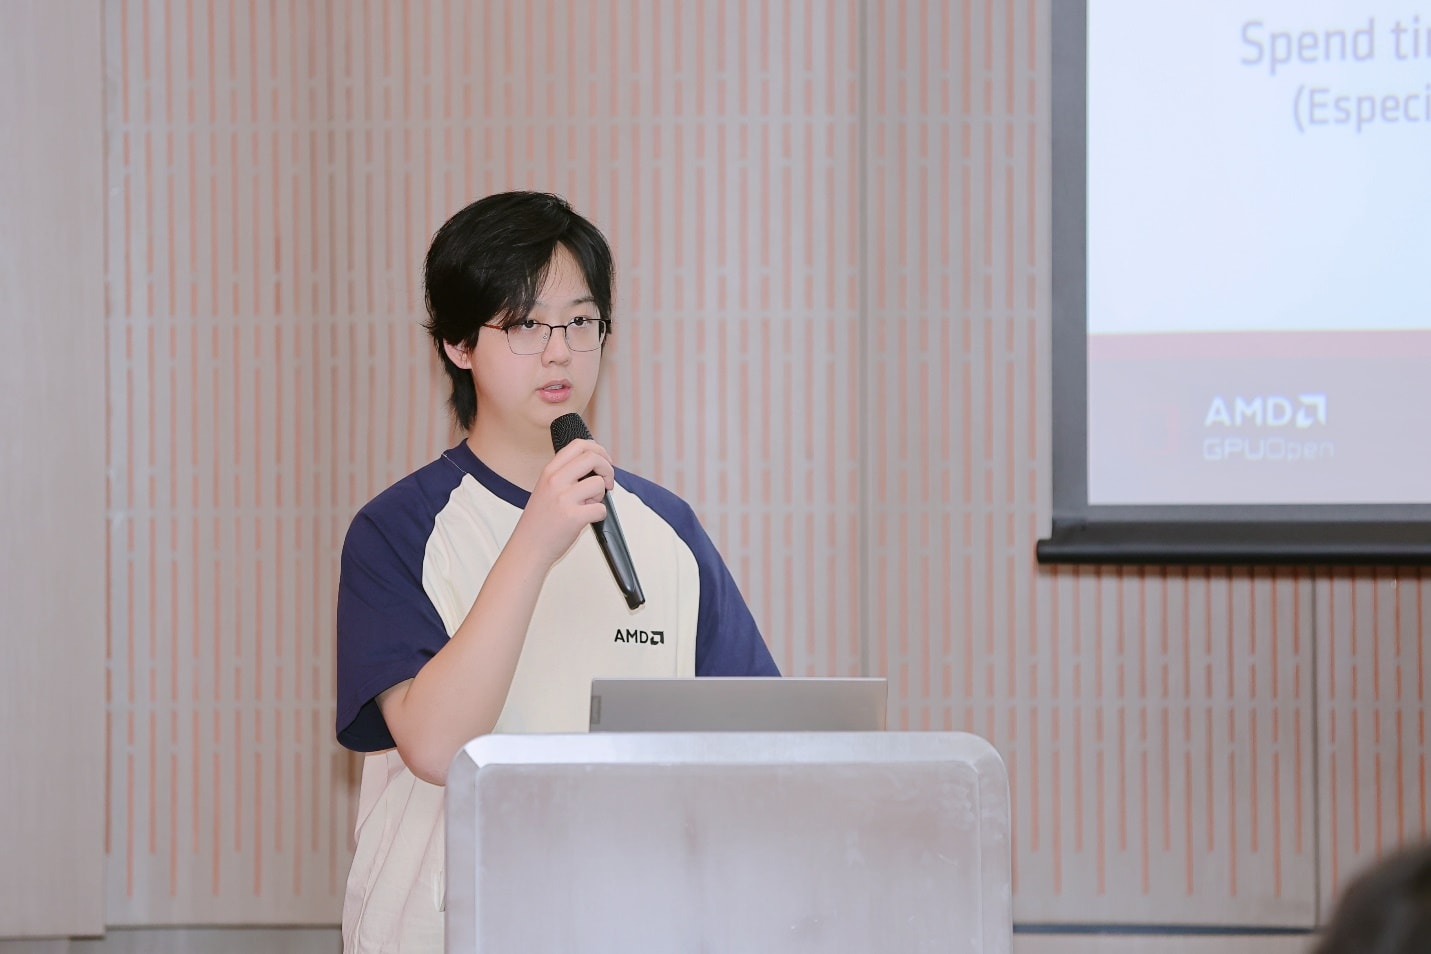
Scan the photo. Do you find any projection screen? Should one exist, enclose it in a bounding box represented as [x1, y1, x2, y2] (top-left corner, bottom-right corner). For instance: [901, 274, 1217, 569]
[1037, 0, 1431, 564]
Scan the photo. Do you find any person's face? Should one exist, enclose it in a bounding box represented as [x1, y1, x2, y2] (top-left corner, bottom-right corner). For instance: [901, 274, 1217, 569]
[444, 243, 604, 450]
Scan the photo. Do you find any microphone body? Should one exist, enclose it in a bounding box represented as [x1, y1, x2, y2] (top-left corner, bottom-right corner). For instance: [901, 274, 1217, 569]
[549, 412, 646, 610]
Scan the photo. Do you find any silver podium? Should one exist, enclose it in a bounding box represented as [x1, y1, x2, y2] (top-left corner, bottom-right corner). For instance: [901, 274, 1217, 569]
[446, 732, 1011, 953]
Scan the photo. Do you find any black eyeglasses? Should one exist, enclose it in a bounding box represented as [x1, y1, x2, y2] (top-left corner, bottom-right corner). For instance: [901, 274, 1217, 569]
[484, 317, 609, 355]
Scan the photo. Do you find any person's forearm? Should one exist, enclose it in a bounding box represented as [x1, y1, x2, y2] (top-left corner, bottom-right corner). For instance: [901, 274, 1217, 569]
[380, 534, 550, 785]
[378, 439, 614, 785]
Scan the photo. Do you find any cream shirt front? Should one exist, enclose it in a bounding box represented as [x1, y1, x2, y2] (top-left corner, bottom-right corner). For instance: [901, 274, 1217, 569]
[336, 445, 774, 953]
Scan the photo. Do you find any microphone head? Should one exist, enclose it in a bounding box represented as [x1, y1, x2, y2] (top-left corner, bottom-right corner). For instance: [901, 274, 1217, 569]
[550, 412, 593, 453]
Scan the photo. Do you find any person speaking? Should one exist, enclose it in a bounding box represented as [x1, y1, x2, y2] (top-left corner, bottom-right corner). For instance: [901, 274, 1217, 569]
[333, 191, 779, 953]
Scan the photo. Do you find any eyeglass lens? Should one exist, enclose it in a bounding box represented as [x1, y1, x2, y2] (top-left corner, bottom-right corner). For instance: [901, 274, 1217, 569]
[503, 319, 606, 354]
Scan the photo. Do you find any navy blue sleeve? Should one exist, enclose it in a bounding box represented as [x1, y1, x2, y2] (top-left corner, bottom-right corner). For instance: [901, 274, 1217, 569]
[618, 471, 780, 677]
[335, 482, 453, 752]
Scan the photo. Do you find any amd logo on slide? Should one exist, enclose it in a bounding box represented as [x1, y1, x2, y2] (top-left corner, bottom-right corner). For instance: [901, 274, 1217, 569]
[1203, 393, 1327, 429]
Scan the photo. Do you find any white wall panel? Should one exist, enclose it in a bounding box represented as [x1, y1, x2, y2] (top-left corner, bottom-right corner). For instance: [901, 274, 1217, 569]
[0, 0, 107, 939]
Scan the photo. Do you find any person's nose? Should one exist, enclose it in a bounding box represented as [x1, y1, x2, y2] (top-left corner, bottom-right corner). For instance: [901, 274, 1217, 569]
[541, 323, 574, 363]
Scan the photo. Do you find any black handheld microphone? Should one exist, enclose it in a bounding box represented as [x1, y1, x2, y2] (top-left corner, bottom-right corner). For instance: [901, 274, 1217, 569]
[550, 412, 646, 610]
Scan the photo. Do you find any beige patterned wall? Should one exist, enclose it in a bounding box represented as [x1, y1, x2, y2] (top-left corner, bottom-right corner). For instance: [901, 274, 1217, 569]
[1318, 571, 1429, 902]
[78, 0, 1431, 936]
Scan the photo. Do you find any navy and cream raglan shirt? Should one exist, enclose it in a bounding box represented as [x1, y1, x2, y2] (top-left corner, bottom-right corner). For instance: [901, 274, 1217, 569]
[335, 440, 779, 952]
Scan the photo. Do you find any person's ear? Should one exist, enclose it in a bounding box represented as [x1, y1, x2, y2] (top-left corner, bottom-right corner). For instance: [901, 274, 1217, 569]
[444, 340, 473, 370]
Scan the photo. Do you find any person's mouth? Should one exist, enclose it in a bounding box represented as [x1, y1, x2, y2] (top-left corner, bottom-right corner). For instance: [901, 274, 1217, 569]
[538, 380, 572, 402]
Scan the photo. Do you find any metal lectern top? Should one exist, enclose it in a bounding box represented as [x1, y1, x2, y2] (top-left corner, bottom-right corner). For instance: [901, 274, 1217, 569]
[446, 731, 1011, 954]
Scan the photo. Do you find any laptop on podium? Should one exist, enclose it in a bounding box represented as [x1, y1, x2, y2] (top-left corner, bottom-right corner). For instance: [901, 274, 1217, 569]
[589, 676, 888, 733]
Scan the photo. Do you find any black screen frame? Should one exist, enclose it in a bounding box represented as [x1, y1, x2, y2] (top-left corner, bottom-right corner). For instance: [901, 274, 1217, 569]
[1036, 0, 1431, 566]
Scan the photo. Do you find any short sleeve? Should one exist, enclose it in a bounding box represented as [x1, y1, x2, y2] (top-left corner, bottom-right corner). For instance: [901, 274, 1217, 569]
[336, 496, 452, 752]
[685, 517, 781, 677]
[615, 470, 780, 677]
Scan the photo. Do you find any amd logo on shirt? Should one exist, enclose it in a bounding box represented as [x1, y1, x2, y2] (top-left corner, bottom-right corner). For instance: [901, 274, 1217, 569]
[614, 628, 665, 646]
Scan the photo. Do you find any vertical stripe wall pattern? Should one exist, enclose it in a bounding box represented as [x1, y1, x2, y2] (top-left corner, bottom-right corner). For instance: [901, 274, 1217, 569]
[98, 0, 1430, 929]
[1318, 571, 1429, 905]
[102, 0, 454, 923]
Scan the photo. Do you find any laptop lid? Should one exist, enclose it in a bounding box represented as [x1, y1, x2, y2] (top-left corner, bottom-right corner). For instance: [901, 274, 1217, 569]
[589, 677, 888, 732]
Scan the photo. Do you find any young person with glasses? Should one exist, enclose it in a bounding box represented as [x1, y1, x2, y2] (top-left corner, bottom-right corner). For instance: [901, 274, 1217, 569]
[334, 191, 779, 952]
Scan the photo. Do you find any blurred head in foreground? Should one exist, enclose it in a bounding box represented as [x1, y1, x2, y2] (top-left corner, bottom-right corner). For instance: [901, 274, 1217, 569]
[1313, 840, 1431, 954]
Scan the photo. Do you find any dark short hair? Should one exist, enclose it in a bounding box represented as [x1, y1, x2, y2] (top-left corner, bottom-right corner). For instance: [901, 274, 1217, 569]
[1314, 841, 1431, 954]
[423, 191, 614, 430]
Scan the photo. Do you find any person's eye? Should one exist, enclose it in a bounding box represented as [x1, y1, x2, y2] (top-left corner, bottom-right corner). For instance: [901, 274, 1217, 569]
[569, 316, 591, 328]
[516, 319, 540, 331]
